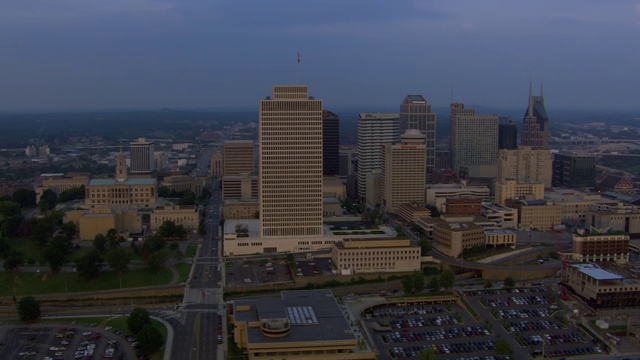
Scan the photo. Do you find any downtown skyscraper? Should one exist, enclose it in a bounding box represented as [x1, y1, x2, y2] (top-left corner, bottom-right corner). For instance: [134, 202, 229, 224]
[449, 103, 499, 178]
[521, 82, 549, 149]
[259, 86, 323, 237]
[357, 113, 399, 201]
[399, 95, 436, 182]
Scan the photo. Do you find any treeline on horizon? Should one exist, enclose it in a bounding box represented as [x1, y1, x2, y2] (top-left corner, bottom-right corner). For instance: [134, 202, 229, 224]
[0, 108, 637, 147]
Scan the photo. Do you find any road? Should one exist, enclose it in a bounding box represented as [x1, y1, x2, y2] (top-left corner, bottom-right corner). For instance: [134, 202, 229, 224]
[171, 180, 224, 360]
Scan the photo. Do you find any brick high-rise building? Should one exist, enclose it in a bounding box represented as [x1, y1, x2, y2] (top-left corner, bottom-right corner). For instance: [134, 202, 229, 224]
[259, 85, 323, 237]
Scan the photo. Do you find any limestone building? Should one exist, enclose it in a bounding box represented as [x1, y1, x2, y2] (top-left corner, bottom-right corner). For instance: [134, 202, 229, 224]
[506, 199, 562, 230]
[497, 147, 552, 187]
[399, 95, 436, 181]
[259, 85, 323, 237]
[449, 103, 499, 178]
[357, 113, 399, 201]
[425, 182, 491, 213]
[432, 221, 485, 259]
[210, 151, 223, 177]
[494, 180, 545, 206]
[85, 153, 157, 208]
[150, 204, 199, 232]
[381, 129, 426, 213]
[224, 140, 255, 175]
[331, 238, 421, 274]
[66, 207, 141, 240]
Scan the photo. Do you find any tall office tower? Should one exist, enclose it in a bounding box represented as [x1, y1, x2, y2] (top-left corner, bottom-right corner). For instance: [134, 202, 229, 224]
[552, 152, 596, 188]
[322, 110, 340, 176]
[400, 95, 437, 182]
[210, 151, 223, 177]
[381, 129, 426, 213]
[223, 140, 254, 175]
[129, 137, 155, 174]
[521, 82, 549, 149]
[449, 103, 499, 178]
[497, 146, 552, 187]
[259, 85, 323, 237]
[357, 113, 399, 201]
[498, 117, 518, 150]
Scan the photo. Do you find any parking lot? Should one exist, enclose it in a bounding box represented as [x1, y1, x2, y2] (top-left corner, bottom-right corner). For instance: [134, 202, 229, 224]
[225, 258, 294, 288]
[463, 286, 603, 359]
[295, 258, 333, 276]
[0, 322, 138, 360]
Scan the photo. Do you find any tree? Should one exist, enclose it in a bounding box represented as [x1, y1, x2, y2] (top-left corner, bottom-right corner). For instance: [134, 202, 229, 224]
[60, 221, 77, 240]
[427, 277, 440, 292]
[175, 225, 186, 240]
[49, 234, 73, 257]
[127, 307, 151, 334]
[439, 269, 455, 290]
[93, 233, 107, 253]
[146, 250, 169, 272]
[418, 238, 432, 256]
[158, 186, 171, 198]
[57, 185, 85, 202]
[12, 189, 36, 207]
[137, 323, 164, 355]
[401, 273, 424, 294]
[43, 247, 65, 272]
[38, 189, 57, 212]
[106, 248, 130, 274]
[198, 219, 206, 236]
[30, 217, 56, 247]
[178, 190, 196, 205]
[484, 280, 493, 289]
[159, 220, 177, 238]
[504, 276, 516, 289]
[75, 250, 103, 281]
[0, 236, 10, 258]
[105, 228, 119, 248]
[17, 296, 41, 321]
[3, 251, 24, 271]
[0, 201, 22, 237]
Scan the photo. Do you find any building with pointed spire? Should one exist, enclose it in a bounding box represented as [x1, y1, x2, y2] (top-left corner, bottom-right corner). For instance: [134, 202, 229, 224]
[521, 82, 549, 149]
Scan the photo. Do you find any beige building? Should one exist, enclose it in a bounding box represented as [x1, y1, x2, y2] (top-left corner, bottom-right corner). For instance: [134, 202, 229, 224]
[210, 151, 223, 177]
[150, 204, 198, 231]
[381, 129, 426, 213]
[449, 103, 498, 178]
[85, 153, 157, 208]
[506, 199, 562, 230]
[586, 206, 640, 238]
[223, 175, 259, 201]
[357, 113, 399, 200]
[365, 169, 382, 209]
[129, 137, 155, 174]
[561, 263, 640, 309]
[66, 207, 141, 240]
[38, 173, 89, 200]
[323, 176, 346, 201]
[497, 147, 552, 187]
[231, 289, 375, 360]
[425, 182, 491, 213]
[481, 202, 518, 229]
[331, 238, 421, 274]
[259, 85, 323, 237]
[494, 180, 544, 206]
[544, 189, 619, 226]
[223, 200, 259, 219]
[224, 140, 255, 175]
[396, 203, 431, 224]
[160, 175, 207, 196]
[485, 230, 517, 248]
[432, 221, 485, 259]
[570, 230, 629, 263]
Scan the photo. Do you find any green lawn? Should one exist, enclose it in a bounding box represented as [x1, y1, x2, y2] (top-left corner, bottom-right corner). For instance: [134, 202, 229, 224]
[0, 268, 173, 296]
[184, 245, 197, 258]
[175, 263, 192, 283]
[105, 315, 167, 360]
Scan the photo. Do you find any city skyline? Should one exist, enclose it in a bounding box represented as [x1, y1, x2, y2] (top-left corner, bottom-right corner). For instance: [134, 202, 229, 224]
[1, 1, 640, 111]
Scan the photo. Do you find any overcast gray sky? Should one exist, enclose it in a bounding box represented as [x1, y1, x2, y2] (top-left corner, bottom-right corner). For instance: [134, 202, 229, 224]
[1, 1, 639, 111]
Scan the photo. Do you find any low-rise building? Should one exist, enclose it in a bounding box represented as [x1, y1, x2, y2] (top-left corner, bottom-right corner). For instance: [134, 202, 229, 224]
[432, 221, 485, 259]
[444, 197, 482, 216]
[396, 203, 431, 224]
[66, 207, 141, 240]
[585, 206, 640, 238]
[231, 289, 375, 360]
[425, 182, 490, 214]
[561, 263, 640, 309]
[160, 175, 207, 196]
[494, 180, 544, 206]
[485, 230, 517, 248]
[150, 204, 198, 231]
[37, 173, 89, 201]
[544, 189, 619, 226]
[222, 174, 259, 201]
[506, 199, 562, 230]
[481, 202, 518, 229]
[331, 238, 421, 274]
[570, 229, 629, 263]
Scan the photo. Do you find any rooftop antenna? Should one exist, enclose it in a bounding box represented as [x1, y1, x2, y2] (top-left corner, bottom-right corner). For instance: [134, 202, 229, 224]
[528, 80, 534, 117]
[540, 81, 544, 98]
[296, 52, 301, 84]
[450, 85, 455, 103]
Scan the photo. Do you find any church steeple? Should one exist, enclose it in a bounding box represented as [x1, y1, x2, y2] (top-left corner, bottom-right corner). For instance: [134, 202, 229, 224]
[115, 149, 128, 182]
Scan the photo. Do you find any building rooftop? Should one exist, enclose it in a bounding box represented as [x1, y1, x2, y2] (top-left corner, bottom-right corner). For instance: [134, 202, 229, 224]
[233, 289, 355, 344]
[572, 263, 624, 281]
[88, 178, 156, 186]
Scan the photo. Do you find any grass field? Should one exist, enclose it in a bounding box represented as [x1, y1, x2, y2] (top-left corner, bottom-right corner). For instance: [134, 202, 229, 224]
[175, 263, 192, 283]
[0, 268, 173, 297]
[184, 244, 197, 258]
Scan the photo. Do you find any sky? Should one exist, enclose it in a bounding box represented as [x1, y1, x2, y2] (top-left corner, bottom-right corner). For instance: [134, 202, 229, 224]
[1, 0, 639, 111]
